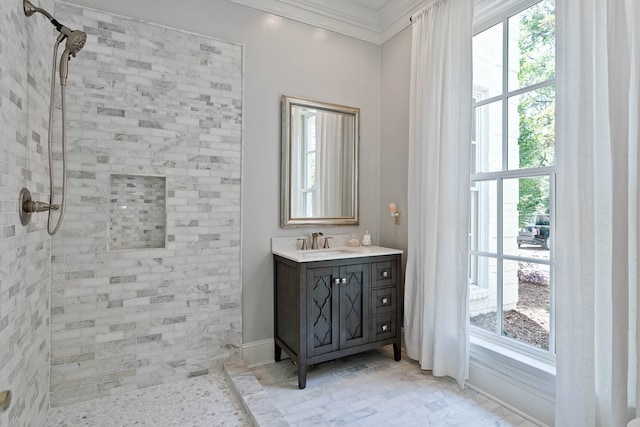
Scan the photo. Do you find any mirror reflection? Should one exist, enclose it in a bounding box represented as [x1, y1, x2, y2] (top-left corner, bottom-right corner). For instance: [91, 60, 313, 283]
[281, 96, 359, 227]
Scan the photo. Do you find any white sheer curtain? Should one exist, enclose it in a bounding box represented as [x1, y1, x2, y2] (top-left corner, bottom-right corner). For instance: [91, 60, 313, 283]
[555, 0, 640, 425]
[290, 113, 303, 216]
[315, 112, 343, 217]
[403, 0, 474, 387]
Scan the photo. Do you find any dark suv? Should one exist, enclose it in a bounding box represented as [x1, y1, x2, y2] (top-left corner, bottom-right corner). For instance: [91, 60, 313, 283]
[517, 214, 550, 250]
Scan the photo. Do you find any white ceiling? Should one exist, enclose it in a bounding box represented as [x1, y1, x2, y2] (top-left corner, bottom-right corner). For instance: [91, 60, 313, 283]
[227, 0, 429, 44]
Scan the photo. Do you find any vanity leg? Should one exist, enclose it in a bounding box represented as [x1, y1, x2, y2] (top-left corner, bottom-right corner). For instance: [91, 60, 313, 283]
[393, 342, 401, 361]
[274, 343, 282, 362]
[298, 364, 307, 389]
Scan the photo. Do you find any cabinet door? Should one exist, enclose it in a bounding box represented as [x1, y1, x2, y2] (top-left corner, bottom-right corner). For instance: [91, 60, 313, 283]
[307, 266, 340, 356]
[339, 263, 370, 349]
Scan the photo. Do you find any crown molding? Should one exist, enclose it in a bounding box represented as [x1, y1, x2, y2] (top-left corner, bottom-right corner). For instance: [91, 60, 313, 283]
[379, 0, 428, 42]
[228, 0, 429, 45]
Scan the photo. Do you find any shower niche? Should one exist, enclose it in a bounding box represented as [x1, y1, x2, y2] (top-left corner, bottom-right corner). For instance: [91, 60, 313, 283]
[109, 174, 166, 250]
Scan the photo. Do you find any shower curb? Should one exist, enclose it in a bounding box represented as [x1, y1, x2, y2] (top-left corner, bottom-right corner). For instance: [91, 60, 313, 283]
[223, 359, 289, 427]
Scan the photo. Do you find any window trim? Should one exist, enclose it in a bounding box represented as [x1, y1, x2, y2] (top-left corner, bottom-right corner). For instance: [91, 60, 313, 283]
[474, 0, 544, 34]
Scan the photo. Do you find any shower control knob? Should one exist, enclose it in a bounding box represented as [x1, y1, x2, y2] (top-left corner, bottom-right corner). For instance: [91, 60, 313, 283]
[18, 187, 59, 226]
[24, 200, 60, 213]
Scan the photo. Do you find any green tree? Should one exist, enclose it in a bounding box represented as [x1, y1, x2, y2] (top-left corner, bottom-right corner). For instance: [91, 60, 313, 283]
[516, 0, 555, 227]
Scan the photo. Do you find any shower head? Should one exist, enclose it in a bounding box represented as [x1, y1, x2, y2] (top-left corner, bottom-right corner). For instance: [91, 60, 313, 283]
[59, 30, 86, 86]
[64, 30, 87, 54]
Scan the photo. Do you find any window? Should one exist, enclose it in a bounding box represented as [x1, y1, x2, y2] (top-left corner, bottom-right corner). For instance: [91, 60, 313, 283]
[469, 0, 555, 356]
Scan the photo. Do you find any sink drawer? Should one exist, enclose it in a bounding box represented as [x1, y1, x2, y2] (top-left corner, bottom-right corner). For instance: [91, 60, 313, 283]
[371, 287, 396, 315]
[372, 261, 396, 288]
[371, 313, 397, 342]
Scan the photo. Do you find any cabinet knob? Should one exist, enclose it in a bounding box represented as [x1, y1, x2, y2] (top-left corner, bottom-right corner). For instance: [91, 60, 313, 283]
[381, 271, 389, 278]
[333, 278, 340, 285]
[381, 324, 389, 332]
[381, 297, 389, 305]
[340, 278, 347, 284]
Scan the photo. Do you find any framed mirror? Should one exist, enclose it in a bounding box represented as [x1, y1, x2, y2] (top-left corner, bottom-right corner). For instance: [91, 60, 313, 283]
[281, 95, 359, 227]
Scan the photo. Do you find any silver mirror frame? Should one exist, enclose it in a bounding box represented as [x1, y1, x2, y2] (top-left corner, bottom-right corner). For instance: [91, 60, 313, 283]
[281, 95, 360, 228]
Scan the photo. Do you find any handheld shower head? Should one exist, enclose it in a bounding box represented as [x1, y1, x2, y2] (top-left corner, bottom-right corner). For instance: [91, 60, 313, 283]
[64, 30, 87, 54]
[59, 30, 86, 86]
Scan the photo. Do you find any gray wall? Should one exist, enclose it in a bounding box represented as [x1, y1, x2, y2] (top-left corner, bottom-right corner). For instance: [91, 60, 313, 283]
[64, 0, 383, 347]
[0, 0, 53, 425]
[379, 27, 411, 265]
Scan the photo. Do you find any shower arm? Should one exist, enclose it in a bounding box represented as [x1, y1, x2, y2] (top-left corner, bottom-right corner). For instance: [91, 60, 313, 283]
[23, 0, 67, 34]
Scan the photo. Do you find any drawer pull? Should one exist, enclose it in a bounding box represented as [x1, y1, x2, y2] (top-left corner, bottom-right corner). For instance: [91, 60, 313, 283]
[381, 271, 389, 278]
[381, 297, 389, 305]
[340, 278, 347, 284]
[381, 324, 389, 332]
[333, 278, 340, 285]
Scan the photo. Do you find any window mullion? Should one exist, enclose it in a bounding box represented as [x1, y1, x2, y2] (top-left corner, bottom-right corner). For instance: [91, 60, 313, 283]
[506, 78, 555, 99]
[496, 16, 509, 338]
[502, 15, 510, 172]
[548, 173, 556, 354]
[471, 166, 555, 182]
[497, 177, 504, 337]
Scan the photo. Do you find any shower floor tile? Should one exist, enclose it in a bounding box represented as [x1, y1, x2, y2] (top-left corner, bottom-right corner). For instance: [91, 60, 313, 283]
[44, 370, 248, 426]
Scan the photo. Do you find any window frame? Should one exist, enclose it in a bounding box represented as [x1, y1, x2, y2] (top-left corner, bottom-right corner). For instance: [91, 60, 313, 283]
[470, 0, 556, 364]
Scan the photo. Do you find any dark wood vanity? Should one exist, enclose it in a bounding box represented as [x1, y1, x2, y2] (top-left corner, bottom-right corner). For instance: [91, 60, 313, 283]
[273, 251, 402, 389]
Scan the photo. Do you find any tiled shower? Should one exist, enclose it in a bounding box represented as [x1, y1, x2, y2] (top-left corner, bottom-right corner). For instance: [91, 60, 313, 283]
[0, 1, 243, 424]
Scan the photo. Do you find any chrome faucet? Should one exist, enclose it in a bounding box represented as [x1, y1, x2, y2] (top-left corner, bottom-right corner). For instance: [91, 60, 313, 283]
[311, 232, 323, 249]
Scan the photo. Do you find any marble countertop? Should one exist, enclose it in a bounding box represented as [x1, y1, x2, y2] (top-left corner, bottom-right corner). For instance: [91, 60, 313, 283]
[272, 245, 403, 263]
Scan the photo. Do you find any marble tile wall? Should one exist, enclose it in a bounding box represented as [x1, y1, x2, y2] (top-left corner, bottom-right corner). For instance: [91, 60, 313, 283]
[49, 2, 243, 406]
[0, 0, 54, 425]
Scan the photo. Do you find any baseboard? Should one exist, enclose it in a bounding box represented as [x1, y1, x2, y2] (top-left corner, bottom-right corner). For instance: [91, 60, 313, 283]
[242, 339, 288, 368]
[468, 359, 554, 426]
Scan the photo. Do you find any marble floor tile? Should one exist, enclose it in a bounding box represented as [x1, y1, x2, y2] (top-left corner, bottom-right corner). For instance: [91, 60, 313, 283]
[250, 347, 544, 427]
